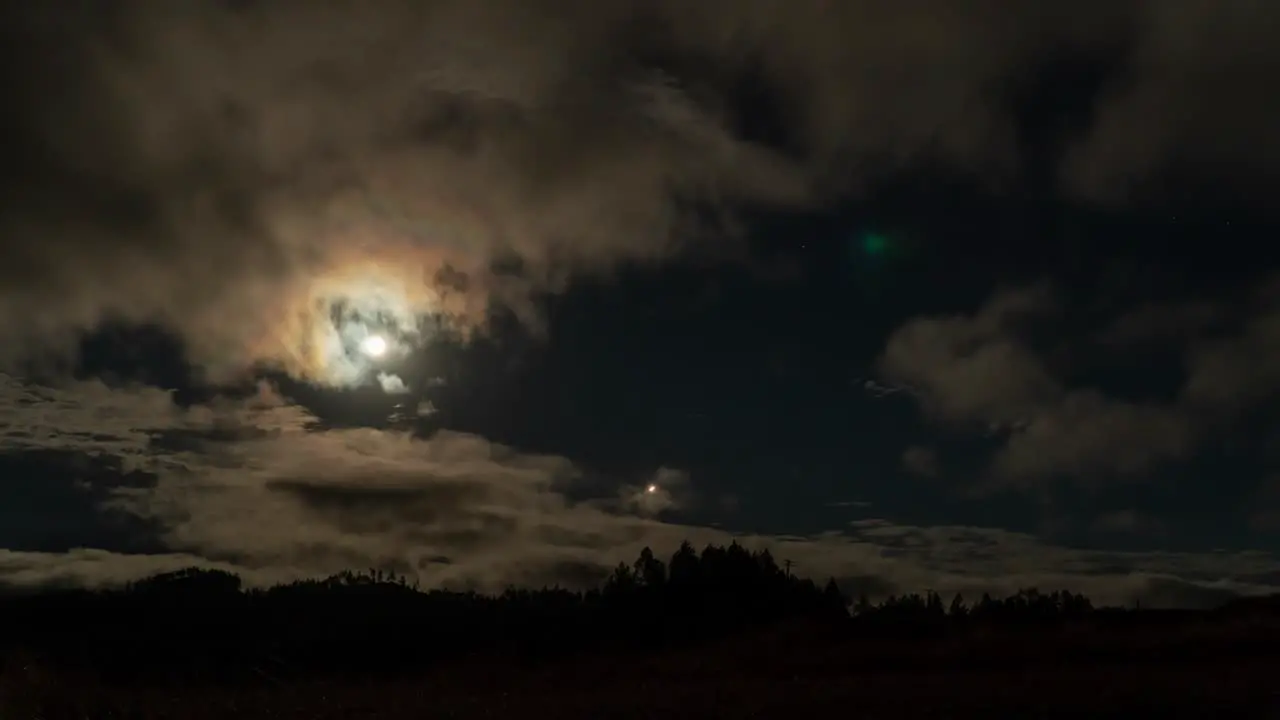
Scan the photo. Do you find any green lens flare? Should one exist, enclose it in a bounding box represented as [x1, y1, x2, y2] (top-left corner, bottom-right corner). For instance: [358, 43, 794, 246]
[862, 233, 888, 256]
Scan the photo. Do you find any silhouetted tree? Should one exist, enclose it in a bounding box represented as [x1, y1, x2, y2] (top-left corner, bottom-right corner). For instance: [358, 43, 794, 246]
[854, 593, 873, 615]
[669, 541, 700, 587]
[634, 546, 667, 588]
[603, 562, 638, 599]
[823, 578, 848, 615]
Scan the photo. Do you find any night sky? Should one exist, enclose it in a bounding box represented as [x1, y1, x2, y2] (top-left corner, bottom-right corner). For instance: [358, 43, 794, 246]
[1, 0, 1278, 608]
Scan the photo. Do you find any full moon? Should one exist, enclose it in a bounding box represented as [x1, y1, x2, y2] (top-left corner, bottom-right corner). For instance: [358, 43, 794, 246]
[360, 335, 388, 358]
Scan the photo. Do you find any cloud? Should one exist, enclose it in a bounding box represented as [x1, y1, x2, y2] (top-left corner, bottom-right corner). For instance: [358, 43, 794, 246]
[1060, 0, 1280, 206]
[878, 287, 1196, 488]
[879, 272, 1280, 493]
[877, 286, 1062, 429]
[990, 391, 1195, 487]
[1091, 510, 1167, 538]
[839, 519, 1275, 609]
[902, 446, 940, 479]
[2, 0, 1278, 387]
[375, 373, 410, 394]
[1099, 301, 1222, 348]
[0, 376, 1276, 608]
[0, 548, 273, 593]
[0, 374, 184, 465]
[613, 466, 690, 517]
[1181, 282, 1280, 414]
[0, 0, 810, 387]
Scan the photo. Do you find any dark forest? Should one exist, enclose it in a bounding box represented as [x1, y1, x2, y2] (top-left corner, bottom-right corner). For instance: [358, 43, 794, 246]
[3, 541, 1278, 718]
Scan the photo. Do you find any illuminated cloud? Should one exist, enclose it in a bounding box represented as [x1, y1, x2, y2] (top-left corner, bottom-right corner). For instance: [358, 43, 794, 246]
[377, 373, 410, 395]
[616, 467, 690, 516]
[0, 376, 1275, 606]
[0, 0, 810, 388]
[1, 0, 1276, 388]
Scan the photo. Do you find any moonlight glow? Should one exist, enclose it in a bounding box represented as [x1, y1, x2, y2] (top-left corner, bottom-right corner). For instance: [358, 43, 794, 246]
[361, 335, 388, 358]
[268, 258, 448, 390]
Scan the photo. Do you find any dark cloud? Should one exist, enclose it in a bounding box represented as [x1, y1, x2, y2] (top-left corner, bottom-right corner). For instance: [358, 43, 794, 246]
[1091, 510, 1167, 539]
[902, 446, 940, 479]
[879, 287, 1195, 488]
[1, 0, 1277, 385]
[879, 272, 1280, 502]
[1099, 301, 1223, 349]
[1059, 1, 1280, 208]
[1182, 280, 1280, 414]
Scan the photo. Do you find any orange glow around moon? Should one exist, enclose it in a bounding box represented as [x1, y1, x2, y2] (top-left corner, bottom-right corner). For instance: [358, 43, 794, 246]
[245, 251, 448, 388]
[233, 187, 498, 389]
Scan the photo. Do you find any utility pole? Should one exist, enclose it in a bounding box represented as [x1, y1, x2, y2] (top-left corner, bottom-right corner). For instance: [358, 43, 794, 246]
[783, 559, 796, 579]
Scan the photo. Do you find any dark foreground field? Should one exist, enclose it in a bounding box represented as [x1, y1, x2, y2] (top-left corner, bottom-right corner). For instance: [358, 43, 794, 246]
[5, 624, 1280, 718]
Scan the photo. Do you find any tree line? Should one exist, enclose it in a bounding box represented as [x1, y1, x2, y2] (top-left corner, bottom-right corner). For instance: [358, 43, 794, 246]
[4, 539, 1264, 683]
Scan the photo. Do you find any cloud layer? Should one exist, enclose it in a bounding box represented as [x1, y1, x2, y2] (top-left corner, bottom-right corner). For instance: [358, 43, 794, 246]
[2, 0, 1277, 384]
[1, 374, 1276, 608]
